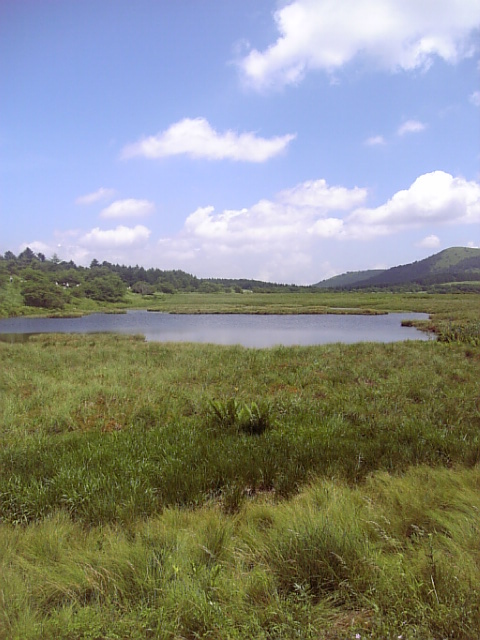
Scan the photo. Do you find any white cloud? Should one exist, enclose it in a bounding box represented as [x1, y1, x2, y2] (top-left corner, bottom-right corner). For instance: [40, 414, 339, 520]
[121, 117, 296, 162]
[470, 90, 480, 106]
[75, 187, 116, 205]
[308, 218, 345, 238]
[348, 171, 480, 236]
[155, 178, 367, 282]
[417, 234, 441, 248]
[25, 173, 480, 283]
[17, 236, 90, 265]
[365, 135, 386, 146]
[278, 179, 367, 210]
[100, 199, 155, 219]
[80, 225, 151, 248]
[178, 172, 480, 249]
[397, 120, 426, 136]
[154, 171, 480, 281]
[181, 179, 367, 245]
[239, 0, 480, 89]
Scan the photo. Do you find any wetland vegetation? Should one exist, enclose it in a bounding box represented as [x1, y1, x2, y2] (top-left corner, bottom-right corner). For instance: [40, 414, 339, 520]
[1, 249, 480, 638]
[1, 315, 479, 636]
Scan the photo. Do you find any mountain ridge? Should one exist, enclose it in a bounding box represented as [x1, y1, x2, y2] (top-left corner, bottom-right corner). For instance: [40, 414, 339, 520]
[315, 247, 480, 289]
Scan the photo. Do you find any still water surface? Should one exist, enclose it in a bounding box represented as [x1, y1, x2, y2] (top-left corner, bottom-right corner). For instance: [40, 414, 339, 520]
[0, 310, 432, 348]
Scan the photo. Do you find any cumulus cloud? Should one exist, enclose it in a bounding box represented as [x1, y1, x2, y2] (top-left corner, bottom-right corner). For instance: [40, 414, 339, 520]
[153, 178, 367, 282]
[239, 0, 480, 89]
[308, 217, 345, 237]
[177, 172, 480, 250]
[397, 120, 426, 136]
[121, 117, 295, 162]
[278, 179, 367, 210]
[417, 234, 441, 249]
[75, 187, 116, 205]
[348, 171, 480, 237]
[151, 171, 480, 281]
[181, 179, 367, 245]
[17, 235, 91, 265]
[365, 121, 426, 146]
[80, 225, 151, 249]
[22, 172, 480, 283]
[100, 199, 155, 219]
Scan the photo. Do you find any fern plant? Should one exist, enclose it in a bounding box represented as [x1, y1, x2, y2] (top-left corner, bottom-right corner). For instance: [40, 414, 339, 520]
[207, 398, 274, 435]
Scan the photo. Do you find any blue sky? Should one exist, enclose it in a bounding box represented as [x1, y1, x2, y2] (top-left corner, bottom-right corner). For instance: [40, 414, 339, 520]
[1, 0, 479, 284]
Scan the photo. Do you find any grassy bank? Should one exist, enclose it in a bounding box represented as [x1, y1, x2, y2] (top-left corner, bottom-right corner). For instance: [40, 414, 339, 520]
[5, 288, 479, 318]
[137, 289, 479, 320]
[1, 321, 480, 637]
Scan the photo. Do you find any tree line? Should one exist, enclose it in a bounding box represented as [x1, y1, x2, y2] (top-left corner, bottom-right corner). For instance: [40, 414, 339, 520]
[0, 248, 307, 310]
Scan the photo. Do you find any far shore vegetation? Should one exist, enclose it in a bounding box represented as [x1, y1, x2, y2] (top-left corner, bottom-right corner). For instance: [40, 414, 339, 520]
[2, 246, 480, 320]
[1, 247, 480, 638]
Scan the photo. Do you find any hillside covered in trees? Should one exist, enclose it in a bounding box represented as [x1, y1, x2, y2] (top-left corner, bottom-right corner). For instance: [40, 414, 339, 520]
[0, 248, 305, 314]
[316, 247, 480, 292]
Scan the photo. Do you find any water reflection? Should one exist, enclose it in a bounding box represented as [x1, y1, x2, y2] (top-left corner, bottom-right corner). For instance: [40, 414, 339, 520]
[0, 310, 432, 347]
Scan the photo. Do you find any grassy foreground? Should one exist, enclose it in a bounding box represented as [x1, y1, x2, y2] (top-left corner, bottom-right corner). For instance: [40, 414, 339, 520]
[2, 466, 480, 639]
[1, 293, 480, 638]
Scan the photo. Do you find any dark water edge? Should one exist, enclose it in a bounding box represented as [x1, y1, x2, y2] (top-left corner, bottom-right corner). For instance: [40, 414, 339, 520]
[0, 310, 433, 347]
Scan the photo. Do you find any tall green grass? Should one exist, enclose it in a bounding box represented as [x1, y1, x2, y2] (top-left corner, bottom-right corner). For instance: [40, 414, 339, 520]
[1, 336, 480, 524]
[1, 466, 479, 638]
[437, 320, 480, 346]
[1, 322, 480, 637]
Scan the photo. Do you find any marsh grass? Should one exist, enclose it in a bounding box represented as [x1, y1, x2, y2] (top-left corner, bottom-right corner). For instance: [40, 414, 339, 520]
[9, 288, 480, 326]
[1, 466, 479, 639]
[137, 290, 480, 323]
[1, 336, 480, 525]
[1, 302, 480, 637]
[436, 320, 480, 345]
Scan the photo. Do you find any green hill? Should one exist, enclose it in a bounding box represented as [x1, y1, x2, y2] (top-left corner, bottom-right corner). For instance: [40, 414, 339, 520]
[316, 247, 480, 290]
[315, 269, 385, 288]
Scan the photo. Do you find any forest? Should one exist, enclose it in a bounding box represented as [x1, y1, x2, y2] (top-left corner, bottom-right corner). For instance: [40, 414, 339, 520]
[0, 248, 308, 314]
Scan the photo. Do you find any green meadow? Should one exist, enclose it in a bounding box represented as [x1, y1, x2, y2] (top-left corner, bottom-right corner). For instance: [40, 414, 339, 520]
[1, 292, 480, 638]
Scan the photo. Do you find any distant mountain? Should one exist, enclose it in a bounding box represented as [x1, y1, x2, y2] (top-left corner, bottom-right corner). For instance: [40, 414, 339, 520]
[315, 247, 480, 289]
[315, 269, 385, 288]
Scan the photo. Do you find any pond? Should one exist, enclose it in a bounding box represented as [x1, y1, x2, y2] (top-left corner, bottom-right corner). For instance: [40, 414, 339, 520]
[0, 310, 432, 348]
